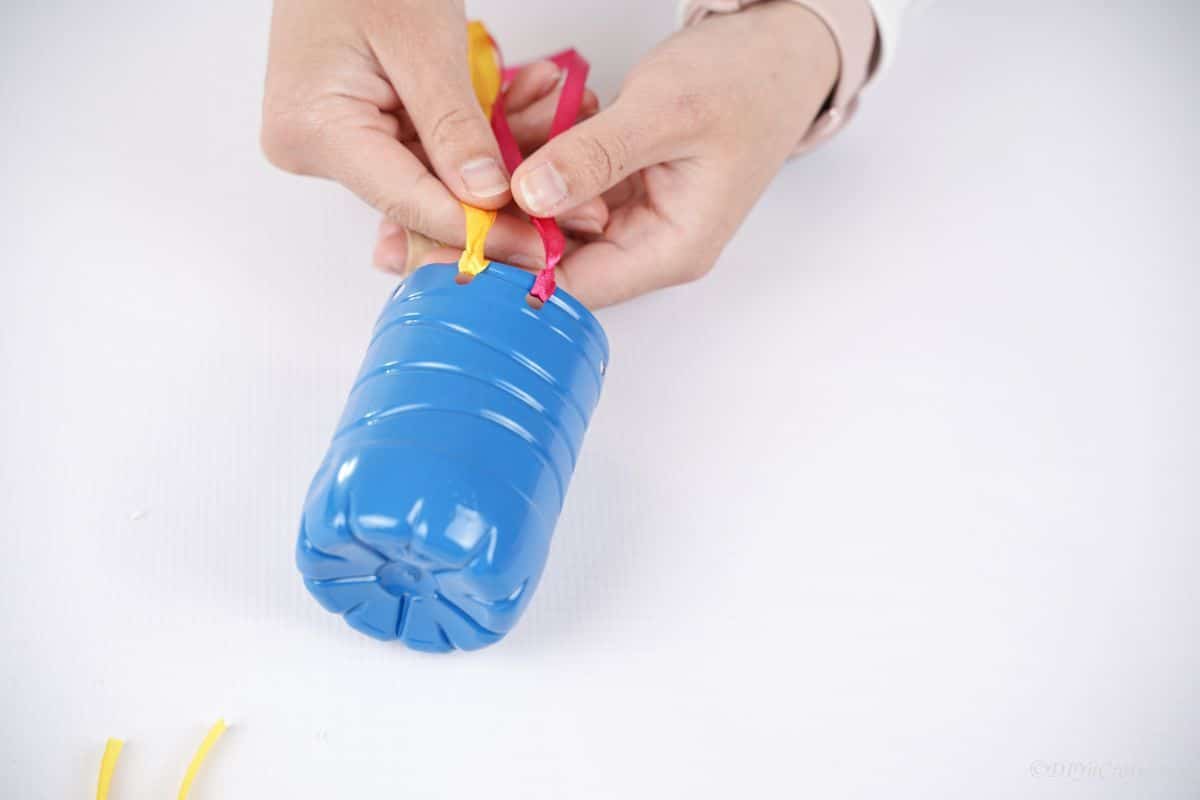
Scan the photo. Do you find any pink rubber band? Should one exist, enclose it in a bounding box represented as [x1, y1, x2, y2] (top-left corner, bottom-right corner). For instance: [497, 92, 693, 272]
[488, 39, 590, 303]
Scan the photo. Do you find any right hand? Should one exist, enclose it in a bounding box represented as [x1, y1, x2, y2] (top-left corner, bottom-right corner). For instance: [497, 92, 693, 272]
[508, 1, 838, 308]
[262, 0, 591, 269]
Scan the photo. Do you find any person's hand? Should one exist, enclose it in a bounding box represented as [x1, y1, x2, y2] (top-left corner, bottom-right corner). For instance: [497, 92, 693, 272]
[509, 1, 839, 308]
[263, 0, 600, 268]
[372, 60, 603, 274]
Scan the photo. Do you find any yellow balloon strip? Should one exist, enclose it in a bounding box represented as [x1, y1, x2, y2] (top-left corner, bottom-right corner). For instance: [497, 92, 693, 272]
[96, 738, 124, 800]
[466, 21, 502, 119]
[96, 720, 229, 800]
[458, 206, 498, 277]
[457, 21, 503, 279]
[177, 719, 229, 800]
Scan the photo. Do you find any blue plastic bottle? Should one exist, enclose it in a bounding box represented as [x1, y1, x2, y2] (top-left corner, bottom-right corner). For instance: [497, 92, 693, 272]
[297, 263, 608, 652]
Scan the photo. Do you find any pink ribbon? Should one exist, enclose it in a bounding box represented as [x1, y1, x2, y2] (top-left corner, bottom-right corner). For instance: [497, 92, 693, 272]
[489, 44, 590, 304]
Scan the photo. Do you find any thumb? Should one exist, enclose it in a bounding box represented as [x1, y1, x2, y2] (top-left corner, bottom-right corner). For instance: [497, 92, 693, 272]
[510, 94, 675, 218]
[371, 20, 510, 209]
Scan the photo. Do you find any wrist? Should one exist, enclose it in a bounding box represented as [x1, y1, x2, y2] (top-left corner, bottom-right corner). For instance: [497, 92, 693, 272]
[752, 1, 840, 118]
[698, 1, 838, 147]
[684, 0, 876, 154]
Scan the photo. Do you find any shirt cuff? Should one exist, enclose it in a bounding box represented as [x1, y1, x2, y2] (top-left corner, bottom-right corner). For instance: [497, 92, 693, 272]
[678, 0, 880, 154]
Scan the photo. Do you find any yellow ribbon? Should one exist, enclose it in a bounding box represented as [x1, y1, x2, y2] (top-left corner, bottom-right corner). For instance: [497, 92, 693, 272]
[96, 739, 123, 800]
[177, 719, 228, 800]
[458, 206, 498, 277]
[96, 719, 228, 800]
[457, 22, 503, 278]
[466, 21, 502, 118]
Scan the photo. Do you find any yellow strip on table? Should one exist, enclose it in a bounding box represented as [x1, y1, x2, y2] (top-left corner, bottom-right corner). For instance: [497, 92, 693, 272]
[96, 738, 124, 800]
[177, 719, 229, 800]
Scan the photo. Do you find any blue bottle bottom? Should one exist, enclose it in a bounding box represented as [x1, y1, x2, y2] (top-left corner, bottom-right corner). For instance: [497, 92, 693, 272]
[297, 446, 523, 653]
[298, 535, 509, 653]
[297, 263, 607, 653]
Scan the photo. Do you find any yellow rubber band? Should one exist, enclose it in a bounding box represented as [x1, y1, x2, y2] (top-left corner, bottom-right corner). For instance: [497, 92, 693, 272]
[457, 206, 498, 276]
[96, 738, 124, 800]
[466, 21, 502, 118]
[458, 21, 504, 278]
[177, 719, 228, 800]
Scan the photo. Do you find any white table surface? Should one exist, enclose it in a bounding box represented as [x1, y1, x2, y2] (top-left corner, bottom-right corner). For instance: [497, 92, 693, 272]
[3, 1, 1198, 797]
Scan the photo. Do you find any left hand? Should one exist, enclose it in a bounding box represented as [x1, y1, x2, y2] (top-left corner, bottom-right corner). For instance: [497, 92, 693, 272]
[510, 1, 839, 308]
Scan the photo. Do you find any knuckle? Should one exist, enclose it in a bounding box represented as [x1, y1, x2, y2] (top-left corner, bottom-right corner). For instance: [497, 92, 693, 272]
[378, 172, 438, 234]
[426, 104, 479, 152]
[380, 198, 417, 232]
[260, 110, 320, 174]
[575, 131, 626, 190]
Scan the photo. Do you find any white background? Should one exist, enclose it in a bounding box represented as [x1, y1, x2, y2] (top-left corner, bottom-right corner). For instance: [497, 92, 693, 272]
[3, 1, 1198, 797]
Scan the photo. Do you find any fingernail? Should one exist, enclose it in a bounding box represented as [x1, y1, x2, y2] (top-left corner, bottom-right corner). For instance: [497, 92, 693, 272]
[519, 162, 568, 216]
[460, 157, 509, 198]
[559, 214, 604, 235]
